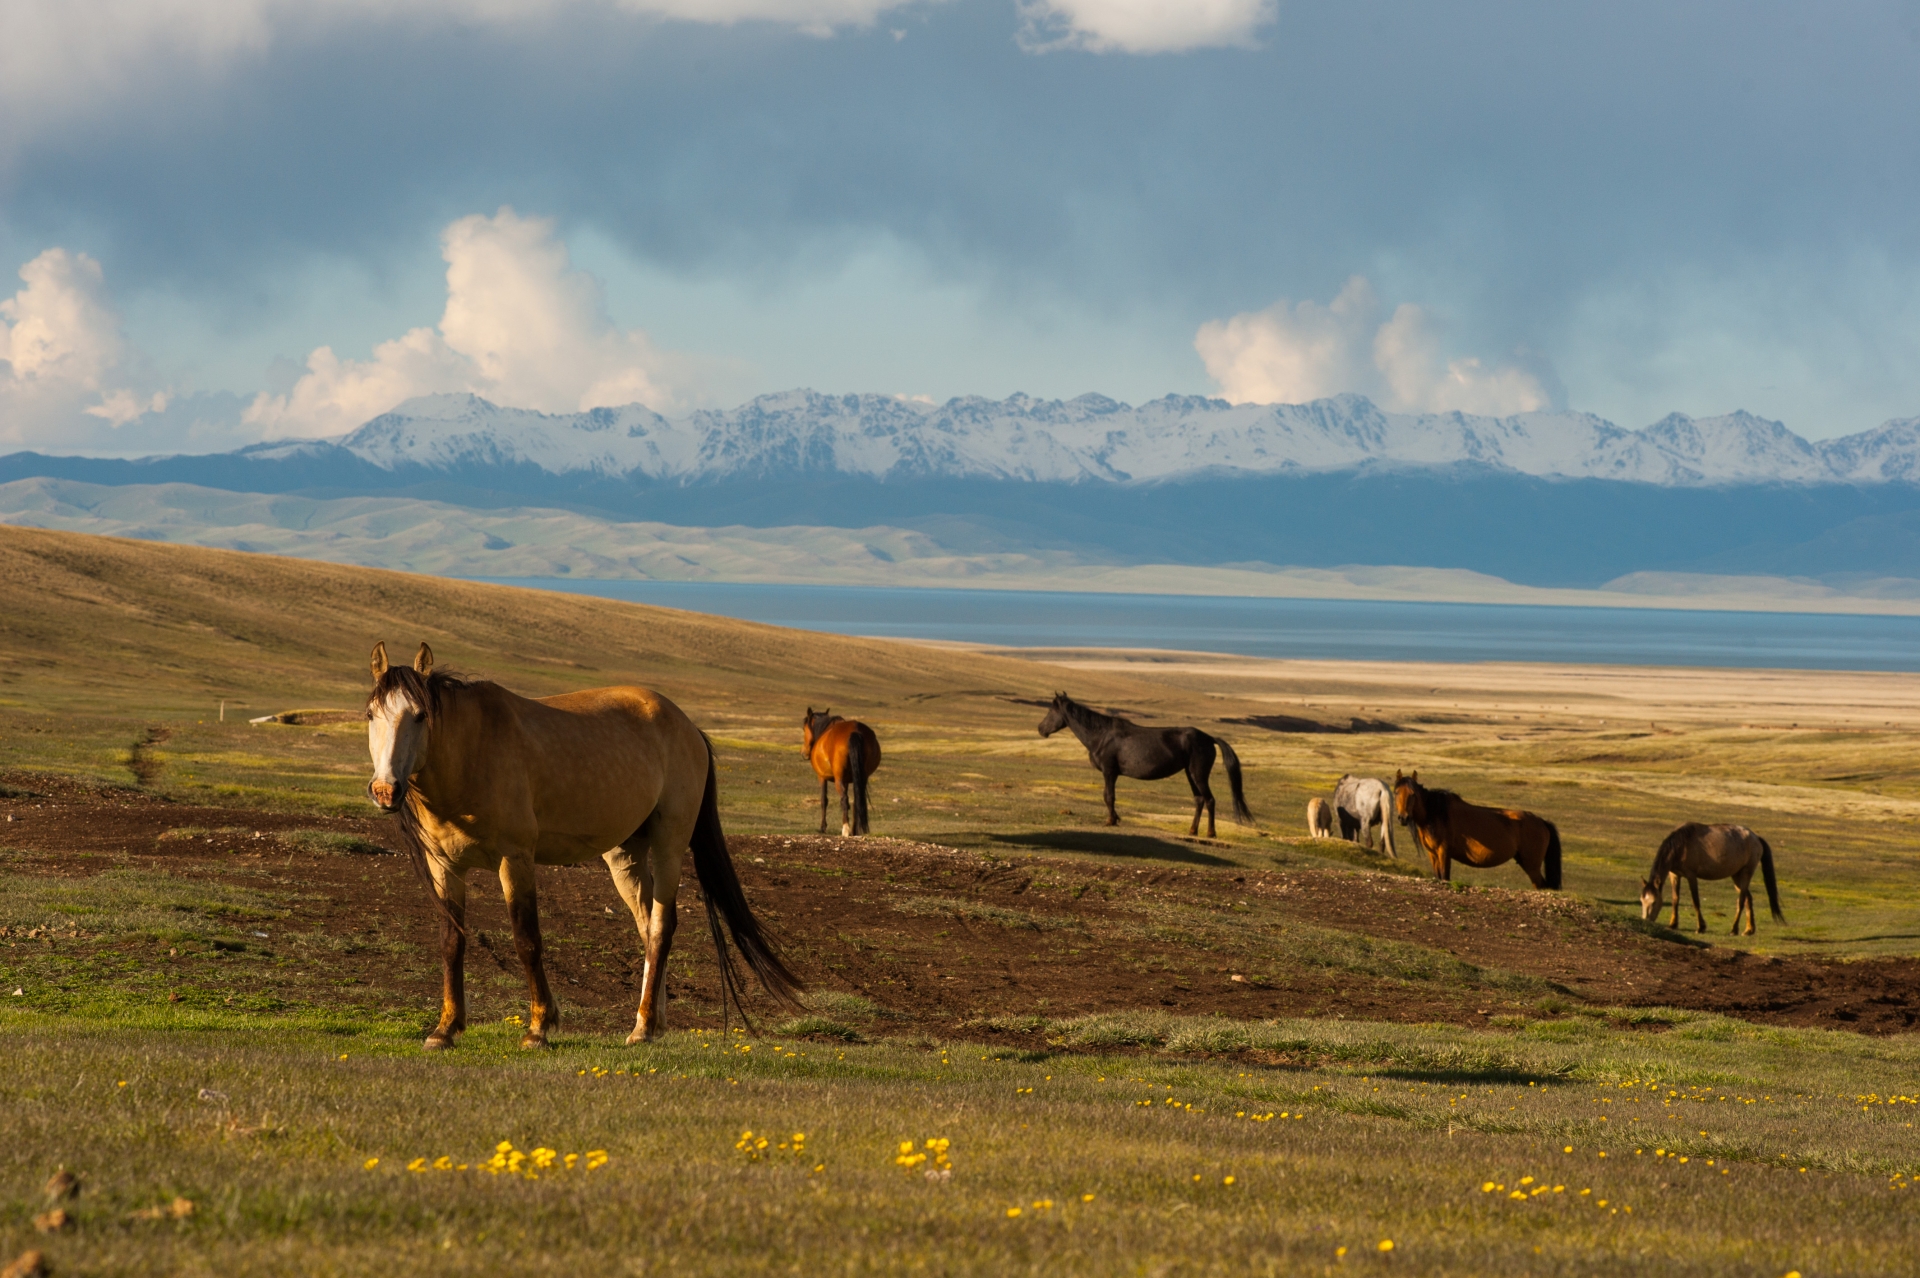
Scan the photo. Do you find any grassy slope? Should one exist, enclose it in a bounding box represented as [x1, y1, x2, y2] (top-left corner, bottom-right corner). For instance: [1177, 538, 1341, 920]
[3, 526, 1919, 1275]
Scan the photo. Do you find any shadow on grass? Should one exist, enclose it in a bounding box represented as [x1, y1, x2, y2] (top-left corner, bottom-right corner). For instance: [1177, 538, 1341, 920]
[980, 830, 1236, 867]
[1371, 1065, 1571, 1085]
[1616, 915, 1713, 948]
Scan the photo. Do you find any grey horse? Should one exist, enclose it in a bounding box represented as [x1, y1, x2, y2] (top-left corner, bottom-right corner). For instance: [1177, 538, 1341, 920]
[1333, 774, 1396, 858]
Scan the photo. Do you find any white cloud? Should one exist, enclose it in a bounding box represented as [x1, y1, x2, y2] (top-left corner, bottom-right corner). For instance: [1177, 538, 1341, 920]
[1195, 277, 1553, 416]
[1017, 0, 1274, 53]
[0, 247, 175, 447]
[1, 249, 124, 388]
[1192, 275, 1377, 405]
[244, 206, 694, 439]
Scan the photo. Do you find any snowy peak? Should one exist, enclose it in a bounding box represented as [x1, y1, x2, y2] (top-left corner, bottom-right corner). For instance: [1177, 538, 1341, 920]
[322, 391, 1920, 488]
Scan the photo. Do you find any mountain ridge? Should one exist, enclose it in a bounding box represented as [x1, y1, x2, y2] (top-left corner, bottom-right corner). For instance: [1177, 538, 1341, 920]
[305, 390, 1920, 487]
[35, 390, 1920, 488]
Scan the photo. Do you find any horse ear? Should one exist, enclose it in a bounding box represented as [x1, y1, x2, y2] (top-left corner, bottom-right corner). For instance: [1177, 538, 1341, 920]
[413, 643, 434, 675]
[1410, 770, 1418, 783]
[1393, 769, 1403, 783]
[369, 642, 389, 681]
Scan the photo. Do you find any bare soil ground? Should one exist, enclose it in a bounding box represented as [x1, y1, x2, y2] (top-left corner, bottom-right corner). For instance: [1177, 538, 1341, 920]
[5, 773, 1913, 1043]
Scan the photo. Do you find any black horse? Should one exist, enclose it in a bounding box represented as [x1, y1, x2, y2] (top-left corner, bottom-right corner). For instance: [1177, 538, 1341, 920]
[1036, 693, 1253, 837]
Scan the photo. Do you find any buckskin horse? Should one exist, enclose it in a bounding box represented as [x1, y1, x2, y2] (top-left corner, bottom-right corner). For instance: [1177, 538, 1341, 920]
[1641, 822, 1784, 935]
[1391, 770, 1561, 889]
[364, 642, 801, 1050]
[803, 707, 880, 836]
[1036, 693, 1252, 837]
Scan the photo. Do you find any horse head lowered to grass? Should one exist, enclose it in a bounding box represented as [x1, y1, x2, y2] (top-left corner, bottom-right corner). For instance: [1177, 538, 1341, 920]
[1641, 823, 1784, 935]
[365, 640, 801, 1050]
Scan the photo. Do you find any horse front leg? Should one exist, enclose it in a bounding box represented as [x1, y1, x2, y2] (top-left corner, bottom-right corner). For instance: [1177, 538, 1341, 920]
[499, 855, 557, 1048]
[424, 867, 467, 1051]
[1687, 876, 1706, 933]
[1668, 873, 1682, 929]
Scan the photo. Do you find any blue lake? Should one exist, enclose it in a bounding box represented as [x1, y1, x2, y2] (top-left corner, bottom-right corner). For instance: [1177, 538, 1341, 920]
[473, 579, 1920, 672]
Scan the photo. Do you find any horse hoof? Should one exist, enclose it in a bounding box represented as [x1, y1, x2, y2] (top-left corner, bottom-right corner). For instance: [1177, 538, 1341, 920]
[841, 823, 852, 837]
[423, 1034, 454, 1052]
[519, 1034, 549, 1051]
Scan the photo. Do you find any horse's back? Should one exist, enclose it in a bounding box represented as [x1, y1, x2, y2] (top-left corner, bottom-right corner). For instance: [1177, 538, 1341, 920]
[521, 686, 709, 851]
[1684, 823, 1764, 878]
[811, 718, 880, 775]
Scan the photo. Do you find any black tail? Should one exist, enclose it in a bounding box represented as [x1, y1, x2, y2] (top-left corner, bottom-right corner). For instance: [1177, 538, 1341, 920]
[1215, 737, 1254, 825]
[690, 742, 804, 1031]
[1542, 821, 1563, 890]
[847, 729, 871, 835]
[1759, 836, 1785, 922]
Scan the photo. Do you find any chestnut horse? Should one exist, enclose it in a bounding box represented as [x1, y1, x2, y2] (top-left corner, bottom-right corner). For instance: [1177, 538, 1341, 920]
[1391, 770, 1561, 890]
[365, 642, 800, 1050]
[802, 708, 880, 836]
[1037, 693, 1252, 837]
[1641, 823, 1783, 935]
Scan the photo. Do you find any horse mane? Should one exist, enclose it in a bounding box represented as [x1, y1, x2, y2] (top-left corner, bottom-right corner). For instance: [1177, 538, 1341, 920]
[1651, 822, 1704, 877]
[367, 664, 477, 720]
[1412, 781, 1458, 823]
[1058, 694, 1134, 731]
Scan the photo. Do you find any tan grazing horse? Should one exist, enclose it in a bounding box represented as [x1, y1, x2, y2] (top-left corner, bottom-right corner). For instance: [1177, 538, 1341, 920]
[803, 708, 880, 836]
[1641, 823, 1784, 935]
[365, 642, 801, 1050]
[1306, 797, 1333, 839]
[1392, 770, 1561, 890]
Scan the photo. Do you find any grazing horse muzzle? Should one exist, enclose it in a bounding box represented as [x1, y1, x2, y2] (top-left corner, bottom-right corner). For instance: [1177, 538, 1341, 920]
[368, 778, 406, 811]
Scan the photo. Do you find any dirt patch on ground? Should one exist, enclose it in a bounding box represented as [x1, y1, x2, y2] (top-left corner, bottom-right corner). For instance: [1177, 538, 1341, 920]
[1, 773, 1914, 1041]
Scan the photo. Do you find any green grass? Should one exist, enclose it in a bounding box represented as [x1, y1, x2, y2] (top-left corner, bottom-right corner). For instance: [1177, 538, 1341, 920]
[2, 1012, 1915, 1276]
[5, 530, 1920, 1272]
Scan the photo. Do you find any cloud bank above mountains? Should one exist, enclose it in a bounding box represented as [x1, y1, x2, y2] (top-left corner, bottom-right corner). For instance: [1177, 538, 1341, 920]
[5, 2, 1920, 454]
[1194, 277, 1557, 417]
[2, 214, 1568, 449]
[242, 208, 711, 440]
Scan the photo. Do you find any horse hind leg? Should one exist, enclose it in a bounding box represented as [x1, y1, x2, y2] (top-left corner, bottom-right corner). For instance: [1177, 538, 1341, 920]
[818, 777, 830, 835]
[839, 778, 853, 838]
[1733, 868, 1756, 935]
[1103, 771, 1120, 826]
[630, 804, 695, 1044]
[499, 854, 558, 1048]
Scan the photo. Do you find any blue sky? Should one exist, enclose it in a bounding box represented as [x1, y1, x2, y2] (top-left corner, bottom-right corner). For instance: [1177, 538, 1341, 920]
[2, 0, 1918, 453]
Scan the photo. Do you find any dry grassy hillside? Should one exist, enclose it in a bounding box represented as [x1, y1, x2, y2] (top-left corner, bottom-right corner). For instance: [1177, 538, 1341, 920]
[0, 525, 1147, 719]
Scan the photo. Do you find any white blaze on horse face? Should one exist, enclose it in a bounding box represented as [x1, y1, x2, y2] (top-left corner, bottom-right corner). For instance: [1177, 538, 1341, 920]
[1639, 880, 1661, 920]
[367, 688, 426, 810]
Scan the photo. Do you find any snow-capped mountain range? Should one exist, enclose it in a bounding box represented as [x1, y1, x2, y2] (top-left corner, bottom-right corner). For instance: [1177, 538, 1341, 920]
[240, 390, 1920, 487]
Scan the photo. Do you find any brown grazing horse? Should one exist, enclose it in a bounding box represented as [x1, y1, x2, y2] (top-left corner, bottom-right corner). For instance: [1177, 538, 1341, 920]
[1392, 770, 1561, 889]
[1037, 693, 1252, 837]
[1641, 823, 1784, 935]
[802, 708, 880, 836]
[365, 642, 801, 1050]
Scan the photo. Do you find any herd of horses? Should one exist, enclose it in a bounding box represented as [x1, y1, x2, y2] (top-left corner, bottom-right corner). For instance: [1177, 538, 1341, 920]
[360, 652, 1785, 1052]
